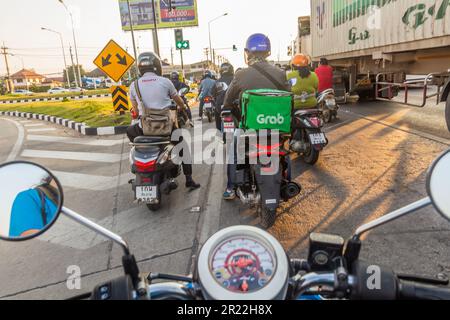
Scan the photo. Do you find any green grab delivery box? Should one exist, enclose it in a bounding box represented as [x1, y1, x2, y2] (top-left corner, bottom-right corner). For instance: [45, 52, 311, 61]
[240, 89, 293, 133]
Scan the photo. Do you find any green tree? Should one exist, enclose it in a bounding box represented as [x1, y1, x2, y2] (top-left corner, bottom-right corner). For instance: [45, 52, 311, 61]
[63, 65, 86, 85]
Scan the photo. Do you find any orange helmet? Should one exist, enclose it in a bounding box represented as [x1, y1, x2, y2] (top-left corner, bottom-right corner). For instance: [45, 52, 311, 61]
[291, 54, 310, 68]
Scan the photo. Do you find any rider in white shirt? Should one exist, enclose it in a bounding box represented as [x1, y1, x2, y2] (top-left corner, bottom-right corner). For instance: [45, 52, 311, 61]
[127, 52, 200, 190]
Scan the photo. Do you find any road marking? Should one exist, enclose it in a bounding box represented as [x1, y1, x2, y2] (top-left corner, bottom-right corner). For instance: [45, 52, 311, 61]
[24, 124, 45, 128]
[39, 206, 149, 250]
[26, 128, 56, 133]
[27, 134, 125, 146]
[0, 118, 25, 162]
[21, 149, 128, 163]
[52, 170, 133, 191]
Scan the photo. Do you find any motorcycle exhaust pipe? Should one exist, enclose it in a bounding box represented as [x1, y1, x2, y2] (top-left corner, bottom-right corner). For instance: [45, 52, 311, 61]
[281, 182, 302, 200]
[236, 188, 261, 206]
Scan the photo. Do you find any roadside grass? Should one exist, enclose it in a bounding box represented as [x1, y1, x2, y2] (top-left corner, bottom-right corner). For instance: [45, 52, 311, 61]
[0, 89, 111, 101]
[0, 98, 131, 127]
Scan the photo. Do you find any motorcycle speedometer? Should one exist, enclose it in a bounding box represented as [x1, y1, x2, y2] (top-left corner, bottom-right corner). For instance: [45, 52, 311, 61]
[197, 226, 289, 300]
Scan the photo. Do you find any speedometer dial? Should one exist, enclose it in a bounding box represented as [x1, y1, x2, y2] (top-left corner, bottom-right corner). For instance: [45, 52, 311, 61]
[210, 236, 276, 293]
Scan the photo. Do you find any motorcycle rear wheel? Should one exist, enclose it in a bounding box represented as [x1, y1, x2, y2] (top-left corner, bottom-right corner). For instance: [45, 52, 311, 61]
[259, 206, 277, 229]
[302, 147, 320, 165]
[322, 109, 332, 123]
[207, 112, 213, 123]
[147, 194, 162, 212]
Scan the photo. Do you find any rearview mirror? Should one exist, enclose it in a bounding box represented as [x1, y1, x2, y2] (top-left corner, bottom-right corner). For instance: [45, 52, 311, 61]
[0, 162, 63, 241]
[427, 149, 450, 221]
[178, 87, 190, 96]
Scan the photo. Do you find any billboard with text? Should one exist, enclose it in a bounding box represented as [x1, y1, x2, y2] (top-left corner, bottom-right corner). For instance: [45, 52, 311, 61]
[119, 0, 199, 31]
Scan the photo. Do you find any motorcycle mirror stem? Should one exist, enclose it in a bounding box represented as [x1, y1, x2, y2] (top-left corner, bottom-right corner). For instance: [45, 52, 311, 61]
[344, 197, 432, 266]
[61, 207, 142, 289]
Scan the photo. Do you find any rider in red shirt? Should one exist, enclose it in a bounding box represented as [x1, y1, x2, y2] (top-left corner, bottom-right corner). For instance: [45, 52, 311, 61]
[315, 58, 334, 93]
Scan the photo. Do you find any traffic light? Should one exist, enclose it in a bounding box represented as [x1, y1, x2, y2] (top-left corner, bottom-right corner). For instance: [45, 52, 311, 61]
[233, 45, 238, 51]
[175, 29, 183, 43]
[174, 29, 189, 50]
[176, 40, 190, 50]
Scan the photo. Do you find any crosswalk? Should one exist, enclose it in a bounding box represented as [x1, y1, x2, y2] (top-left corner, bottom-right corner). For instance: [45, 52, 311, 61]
[13, 117, 219, 193]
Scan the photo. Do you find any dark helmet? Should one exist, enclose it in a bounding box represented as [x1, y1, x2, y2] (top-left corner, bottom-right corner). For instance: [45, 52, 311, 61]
[137, 52, 162, 76]
[220, 62, 234, 76]
[203, 70, 213, 78]
[170, 71, 180, 81]
[245, 33, 271, 54]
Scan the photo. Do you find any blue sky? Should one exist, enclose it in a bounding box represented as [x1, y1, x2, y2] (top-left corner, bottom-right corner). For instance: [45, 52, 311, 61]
[0, 0, 310, 75]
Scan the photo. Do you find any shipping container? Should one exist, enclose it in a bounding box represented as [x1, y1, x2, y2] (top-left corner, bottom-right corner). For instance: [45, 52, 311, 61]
[301, 0, 450, 129]
[310, 0, 450, 60]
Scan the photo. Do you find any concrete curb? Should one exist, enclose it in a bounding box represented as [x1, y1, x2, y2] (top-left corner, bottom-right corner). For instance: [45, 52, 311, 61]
[0, 94, 111, 105]
[0, 110, 128, 136]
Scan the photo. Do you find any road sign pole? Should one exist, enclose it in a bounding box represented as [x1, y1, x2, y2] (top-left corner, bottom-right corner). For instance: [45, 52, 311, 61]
[180, 48, 184, 71]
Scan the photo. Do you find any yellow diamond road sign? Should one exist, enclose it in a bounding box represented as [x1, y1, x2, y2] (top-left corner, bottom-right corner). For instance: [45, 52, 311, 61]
[94, 40, 135, 82]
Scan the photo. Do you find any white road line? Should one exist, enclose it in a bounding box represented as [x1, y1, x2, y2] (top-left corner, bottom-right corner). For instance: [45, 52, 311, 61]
[52, 171, 133, 191]
[27, 135, 125, 146]
[21, 149, 128, 163]
[24, 124, 45, 127]
[1, 118, 25, 162]
[26, 128, 56, 133]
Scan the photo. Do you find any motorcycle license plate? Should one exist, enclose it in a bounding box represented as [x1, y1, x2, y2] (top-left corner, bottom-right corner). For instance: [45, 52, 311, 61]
[309, 133, 327, 145]
[204, 103, 212, 109]
[136, 186, 157, 202]
[223, 121, 235, 133]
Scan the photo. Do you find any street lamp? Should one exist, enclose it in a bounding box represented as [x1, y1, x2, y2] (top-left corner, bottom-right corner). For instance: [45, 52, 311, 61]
[41, 27, 72, 88]
[208, 13, 228, 69]
[58, 0, 82, 86]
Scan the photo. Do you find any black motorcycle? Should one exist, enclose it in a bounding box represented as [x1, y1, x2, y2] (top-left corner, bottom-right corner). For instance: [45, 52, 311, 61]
[290, 93, 329, 165]
[2, 149, 450, 300]
[128, 88, 191, 212]
[223, 110, 301, 229]
[129, 136, 181, 211]
[202, 95, 215, 123]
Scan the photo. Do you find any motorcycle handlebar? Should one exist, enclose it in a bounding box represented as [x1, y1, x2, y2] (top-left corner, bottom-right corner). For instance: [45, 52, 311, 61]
[399, 280, 450, 300]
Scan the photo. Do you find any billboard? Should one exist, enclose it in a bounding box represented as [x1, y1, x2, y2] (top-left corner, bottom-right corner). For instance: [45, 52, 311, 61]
[118, 0, 199, 31]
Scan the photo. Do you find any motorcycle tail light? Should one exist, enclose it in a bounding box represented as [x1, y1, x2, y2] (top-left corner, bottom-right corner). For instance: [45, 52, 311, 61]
[204, 96, 212, 103]
[131, 109, 138, 119]
[135, 160, 157, 173]
[309, 117, 322, 128]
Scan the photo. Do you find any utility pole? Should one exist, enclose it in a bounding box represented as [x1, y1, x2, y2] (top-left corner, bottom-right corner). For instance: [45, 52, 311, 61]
[1, 44, 14, 93]
[204, 48, 209, 64]
[69, 46, 79, 87]
[126, 0, 139, 72]
[170, 47, 174, 66]
[59, 0, 82, 87]
[151, 0, 160, 56]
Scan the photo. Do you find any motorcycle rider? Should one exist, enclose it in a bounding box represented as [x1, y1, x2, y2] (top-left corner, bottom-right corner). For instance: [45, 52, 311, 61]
[197, 70, 216, 120]
[221, 33, 289, 200]
[315, 58, 334, 93]
[287, 54, 319, 109]
[127, 52, 200, 191]
[212, 62, 235, 133]
[170, 71, 193, 121]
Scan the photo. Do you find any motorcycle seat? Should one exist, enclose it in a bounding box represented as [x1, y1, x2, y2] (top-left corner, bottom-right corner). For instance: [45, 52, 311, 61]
[133, 136, 171, 144]
[294, 109, 320, 116]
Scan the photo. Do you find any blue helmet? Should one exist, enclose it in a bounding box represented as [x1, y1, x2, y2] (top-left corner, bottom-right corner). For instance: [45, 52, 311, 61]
[245, 34, 271, 53]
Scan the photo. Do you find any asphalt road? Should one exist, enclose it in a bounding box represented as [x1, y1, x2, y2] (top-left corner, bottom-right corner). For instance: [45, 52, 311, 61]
[1, 97, 450, 299]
